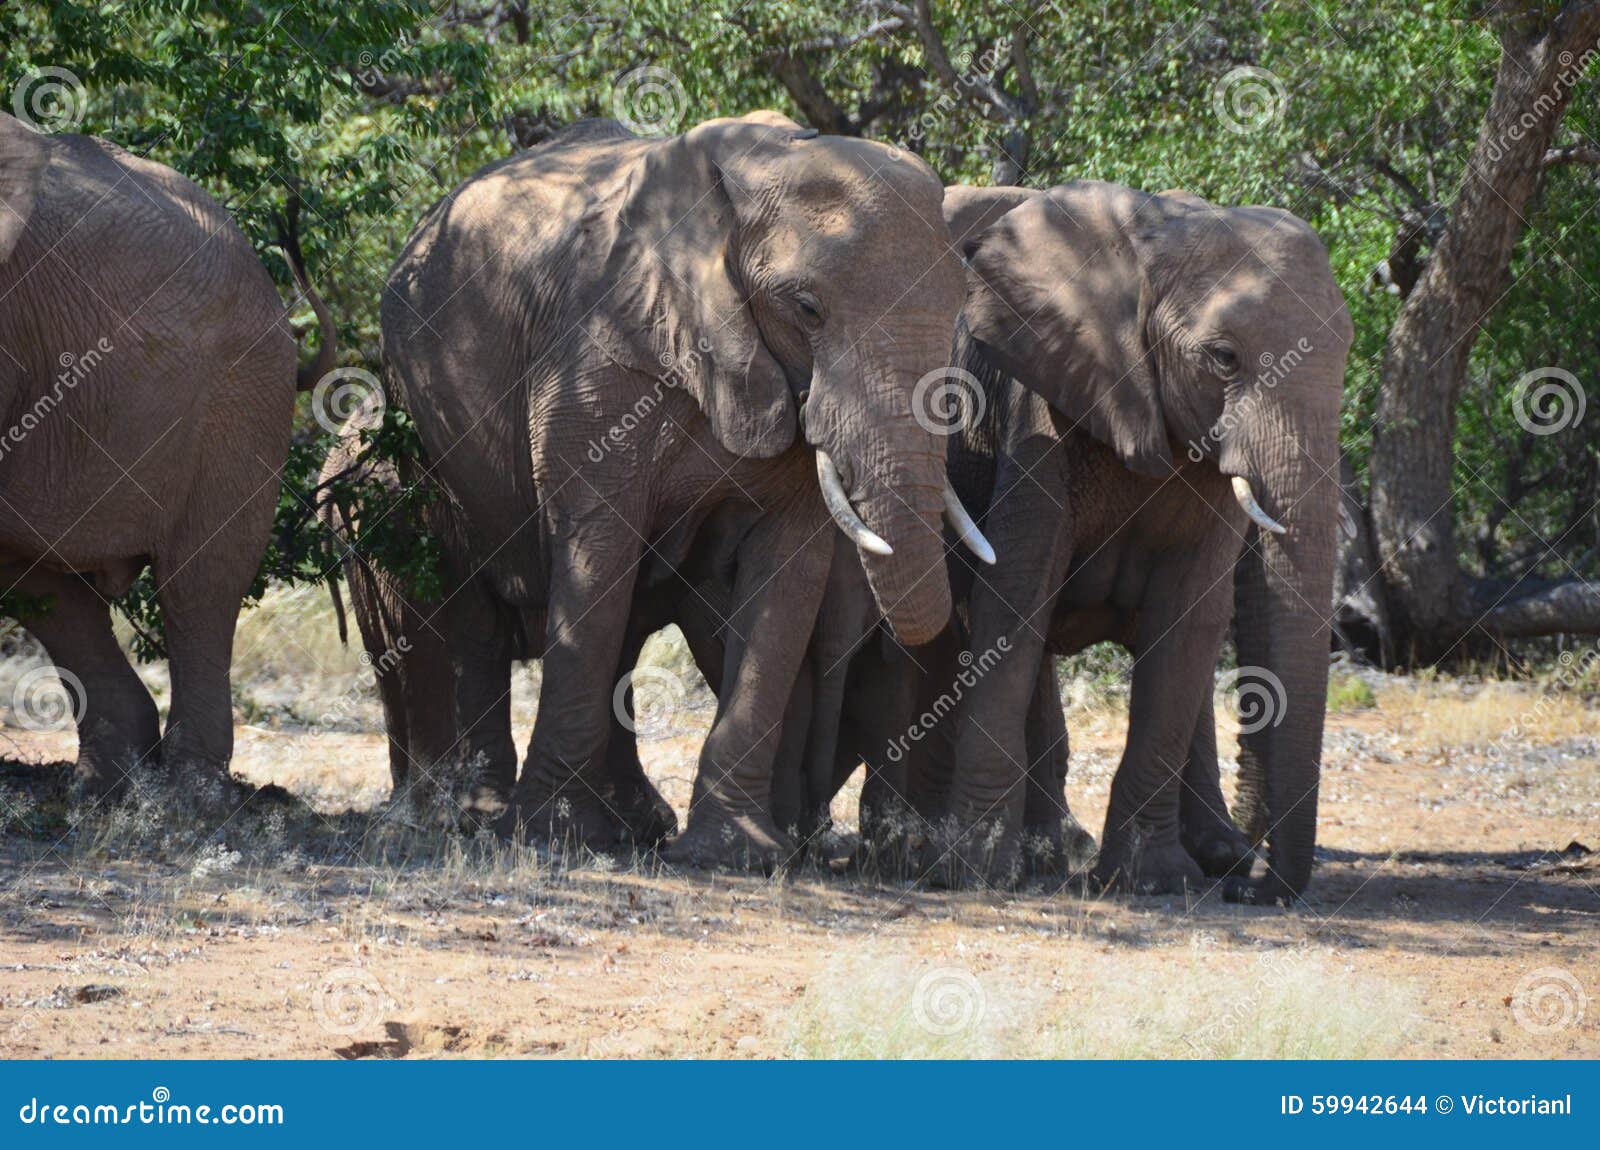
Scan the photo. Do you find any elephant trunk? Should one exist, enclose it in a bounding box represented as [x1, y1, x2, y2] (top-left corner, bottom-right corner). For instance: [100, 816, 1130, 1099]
[1223, 397, 1339, 899]
[807, 331, 959, 646]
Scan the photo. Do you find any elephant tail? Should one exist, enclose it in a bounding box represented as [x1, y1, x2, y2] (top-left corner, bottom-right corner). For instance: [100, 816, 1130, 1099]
[327, 573, 349, 647]
[275, 190, 338, 392]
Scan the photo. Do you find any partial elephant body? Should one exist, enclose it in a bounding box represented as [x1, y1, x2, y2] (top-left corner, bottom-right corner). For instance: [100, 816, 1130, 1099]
[379, 113, 967, 868]
[0, 115, 303, 793]
[917, 181, 1352, 898]
[317, 435, 462, 807]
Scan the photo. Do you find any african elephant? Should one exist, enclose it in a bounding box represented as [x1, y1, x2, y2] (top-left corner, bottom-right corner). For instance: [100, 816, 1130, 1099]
[0, 113, 331, 798]
[378, 112, 986, 868]
[917, 181, 1352, 899]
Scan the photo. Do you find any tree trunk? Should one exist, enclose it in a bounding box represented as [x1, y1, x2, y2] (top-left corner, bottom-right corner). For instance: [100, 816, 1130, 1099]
[1333, 454, 1393, 663]
[1367, 4, 1600, 663]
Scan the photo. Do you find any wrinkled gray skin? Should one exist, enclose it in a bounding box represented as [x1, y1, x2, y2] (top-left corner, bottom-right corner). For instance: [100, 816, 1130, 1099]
[0, 114, 319, 798]
[379, 113, 965, 868]
[915, 182, 1351, 898]
[319, 429, 923, 861]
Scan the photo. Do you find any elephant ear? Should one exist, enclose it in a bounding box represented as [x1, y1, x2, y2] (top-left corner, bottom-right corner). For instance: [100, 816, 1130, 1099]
[943, 185, 1040, 254]
[587, 114, 813, 459]
[0, 114, 49, 265]
[961, 181, 1173, 478]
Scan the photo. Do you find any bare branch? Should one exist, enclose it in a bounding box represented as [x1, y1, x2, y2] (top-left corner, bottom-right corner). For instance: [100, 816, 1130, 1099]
[1543, 143, 1600, 168]
[771, 53, 854, 135]
[1010, 22, 1038, 110]
[872, 0, 1020, 123]
[757, 17, 905, 58]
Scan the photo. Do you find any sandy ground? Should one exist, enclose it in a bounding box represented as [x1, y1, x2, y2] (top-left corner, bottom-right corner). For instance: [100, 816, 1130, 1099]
[1, 677, 1597, 1060]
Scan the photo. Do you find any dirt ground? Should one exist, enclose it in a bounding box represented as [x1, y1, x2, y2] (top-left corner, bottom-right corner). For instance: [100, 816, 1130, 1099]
[1, 673, 1597, 1060]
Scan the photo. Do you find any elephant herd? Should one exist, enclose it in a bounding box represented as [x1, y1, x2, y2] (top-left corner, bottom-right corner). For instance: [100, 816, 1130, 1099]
[0, 108, 1353, 901]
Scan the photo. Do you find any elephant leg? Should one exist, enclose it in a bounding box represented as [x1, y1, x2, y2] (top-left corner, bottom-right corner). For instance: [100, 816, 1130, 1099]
[851, 645, 926, 876]
[446, 577, 518, 811]
[497, 521, 643, 852]
[1178, 692, 1254, 877]
[1021, 653, 1098, 875]
[803, 656, 849, 842]
[769, 656, 814, 842]
[603, 618, 678, 847]
[388, 605, 465, 819]
[928, 436, 1072, 889]
[673, 586, 728, 690]
[1094, 569, 1233, 894]
[16, 572, 159, 798]
[666, 502, 831, 872]
[338, 551, 454, 811]
[151, 555, 253, 799]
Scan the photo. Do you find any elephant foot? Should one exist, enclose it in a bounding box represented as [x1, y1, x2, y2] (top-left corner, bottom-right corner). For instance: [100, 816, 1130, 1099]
[664, 804, 793, 873]
[854, 794, 922, 878]
[1092, 830, 1203, 895]
[494, 786, 620, 855]
[921, 814, 1023, 890]
[611, 775, 678, 847]
[1019, 810, 1099, 878]
[157, 759, 253, 818]
[1222, 869, 1304, 908]
[68, 750, 136, 804]
[854, 822, 921, 882]
[1062, 811, 1099, 873]
[1181, 813, 1255, 878]
[784, 810, 838, 865]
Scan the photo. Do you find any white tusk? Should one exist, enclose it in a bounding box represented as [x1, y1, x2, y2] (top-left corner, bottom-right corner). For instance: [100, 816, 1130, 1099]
[943, 481, 996, 565]
[817, 452, 893, 556]
[1231, 476, 1287, 535]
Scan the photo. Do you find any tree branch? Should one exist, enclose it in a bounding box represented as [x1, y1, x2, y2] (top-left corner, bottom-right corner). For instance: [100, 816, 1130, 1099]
[1543, 143, 1600, 168]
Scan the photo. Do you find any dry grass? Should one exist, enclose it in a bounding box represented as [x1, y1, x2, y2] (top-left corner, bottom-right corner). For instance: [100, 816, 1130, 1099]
[1375, 677, 1598, 752]
[784, 943, 1414, 1059]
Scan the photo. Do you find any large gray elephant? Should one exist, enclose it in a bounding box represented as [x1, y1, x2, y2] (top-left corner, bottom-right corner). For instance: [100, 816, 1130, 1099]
[377, 112, 985, 868]
[0, 113, 330, 797]
[910, 182, 1352, 899]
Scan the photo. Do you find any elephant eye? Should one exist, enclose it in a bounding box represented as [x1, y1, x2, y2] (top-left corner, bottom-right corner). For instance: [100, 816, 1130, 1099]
[1206, 342, 1241, 378]
[793, 292, 825, 330]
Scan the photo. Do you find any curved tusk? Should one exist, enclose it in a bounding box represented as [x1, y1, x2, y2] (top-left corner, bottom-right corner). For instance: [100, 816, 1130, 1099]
[1231, 476, 1287, 535]
[817, 452, 893, 556]
[943, 481, 996, 565]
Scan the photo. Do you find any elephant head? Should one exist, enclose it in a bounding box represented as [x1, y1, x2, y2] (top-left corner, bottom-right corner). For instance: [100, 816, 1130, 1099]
[590, 113, 980, 643]
[958, 181, 1353, 896]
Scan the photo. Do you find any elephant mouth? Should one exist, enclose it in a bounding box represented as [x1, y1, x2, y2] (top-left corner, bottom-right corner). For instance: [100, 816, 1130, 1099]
[814, 450, 995, 565]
